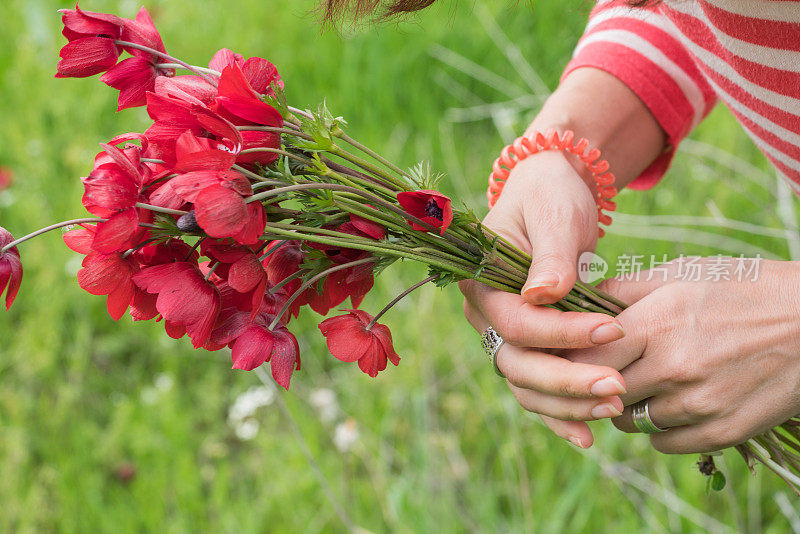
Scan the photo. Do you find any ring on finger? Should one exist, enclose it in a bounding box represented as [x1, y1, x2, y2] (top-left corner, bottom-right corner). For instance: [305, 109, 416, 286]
[480, 326, 506, 377]
[631, 399, 666, 433]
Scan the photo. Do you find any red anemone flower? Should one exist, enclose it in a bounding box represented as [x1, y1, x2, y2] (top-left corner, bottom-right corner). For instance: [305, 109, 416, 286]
[0, 227, 23, 311]
[132, 262, 221, 348]
[207, 303, 301, 389]
[77, 251, 137, 320]
[210, 64, 283, 166]
[318, 309, 399, 377]
[209, 48, 284, 96]
[56, 5, 123, 78]
[100, 7, 175, 110]
[396, 189, 453, 235]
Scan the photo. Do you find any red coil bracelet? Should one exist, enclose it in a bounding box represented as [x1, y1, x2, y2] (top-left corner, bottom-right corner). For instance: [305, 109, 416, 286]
[487, 128, 617, 237]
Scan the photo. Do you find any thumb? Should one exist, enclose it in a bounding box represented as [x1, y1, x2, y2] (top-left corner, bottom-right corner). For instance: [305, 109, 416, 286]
[522, 199, 597, 306]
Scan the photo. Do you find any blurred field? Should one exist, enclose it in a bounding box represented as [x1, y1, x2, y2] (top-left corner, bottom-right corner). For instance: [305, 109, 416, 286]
[1, 0, 799, 532]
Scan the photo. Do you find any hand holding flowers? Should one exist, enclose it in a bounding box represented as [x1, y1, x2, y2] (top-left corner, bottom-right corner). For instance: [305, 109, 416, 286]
[3, 3, 800, 492]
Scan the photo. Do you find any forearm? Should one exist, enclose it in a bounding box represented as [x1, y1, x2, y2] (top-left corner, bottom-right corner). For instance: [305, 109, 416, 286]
[527, 67, 666, 191]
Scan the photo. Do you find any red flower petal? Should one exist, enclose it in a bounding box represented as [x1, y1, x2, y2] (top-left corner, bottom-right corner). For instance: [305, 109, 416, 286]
[0, 228, 23, 311]
[232, 201, 266, 246]
[100, 56, 158, 111]
[77, 252, 134, 297]
[228, 254, 265, 293]
[92, 208, 139, 254]
[120, 7, 166, 56]
[129, 287, 158, 321]
[60, 6, 122, 39]
[174, 130, 236, 172]
[241, 57, 283, 95]
[155, 75, 216, 105]
[194, 185, 248, 238]
[209, 48, 243, 73]
[231, 325, 273, 371]
[270, 328, 301, 389]
[63, 224, 97, 254]
[132, 262, 221, 347]
[350, 212, 386, 241]
[318, 310, 399, 377]
[107, 277, 135, 320]
[56, 37, 119, 78]
[396, 189, 453, 235]
[82, 166, 139, 214]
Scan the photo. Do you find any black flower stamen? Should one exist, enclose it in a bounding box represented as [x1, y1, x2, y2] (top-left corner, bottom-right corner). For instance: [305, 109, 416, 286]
[424, 198, 444, 221]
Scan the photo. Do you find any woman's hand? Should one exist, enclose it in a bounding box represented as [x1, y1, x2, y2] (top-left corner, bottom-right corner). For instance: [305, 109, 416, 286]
[458, 67, 666, 448]
[459, 149, 628, 449]
[567, 258, 800, 453]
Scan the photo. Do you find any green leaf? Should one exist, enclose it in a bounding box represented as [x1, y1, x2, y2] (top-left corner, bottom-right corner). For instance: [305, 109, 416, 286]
[711, 471, 726, 491]
[407, 161, 446, 190]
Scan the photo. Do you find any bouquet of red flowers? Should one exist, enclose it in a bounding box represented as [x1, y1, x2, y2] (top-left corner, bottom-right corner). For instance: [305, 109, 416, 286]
[2, 4, 799, 491]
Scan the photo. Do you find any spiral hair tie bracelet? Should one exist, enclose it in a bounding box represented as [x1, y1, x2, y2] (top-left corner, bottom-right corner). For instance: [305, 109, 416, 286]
[487, 128, 617, 237]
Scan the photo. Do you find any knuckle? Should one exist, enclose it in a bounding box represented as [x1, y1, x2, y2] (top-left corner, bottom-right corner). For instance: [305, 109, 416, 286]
[555, 378, 584, 398]
[496, 308, 524, 346]
[681, 389, 719, 419]
[532, 250, 571, 271]
[545, 321, 574, 348]
[560, 403, 587, 421]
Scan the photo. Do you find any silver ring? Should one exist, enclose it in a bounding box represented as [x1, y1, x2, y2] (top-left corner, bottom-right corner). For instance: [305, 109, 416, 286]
[480, 326, 506, 377]
[631, 399, 666, 433]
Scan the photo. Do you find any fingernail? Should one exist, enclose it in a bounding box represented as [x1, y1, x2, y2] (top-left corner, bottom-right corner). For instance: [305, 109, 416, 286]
[589, 322, 625, 344]
[590, 376, 626, 396]
[591, 402, 623, 419]
[523, 272, 560, 293]
[568, 436, 585, 449]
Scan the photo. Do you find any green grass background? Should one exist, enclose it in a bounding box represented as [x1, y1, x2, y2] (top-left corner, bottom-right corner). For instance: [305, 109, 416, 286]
[1, 0, 798, 532]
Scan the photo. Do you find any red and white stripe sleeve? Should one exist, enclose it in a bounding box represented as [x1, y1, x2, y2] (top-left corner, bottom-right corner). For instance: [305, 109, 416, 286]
[562, 0, 718, 189]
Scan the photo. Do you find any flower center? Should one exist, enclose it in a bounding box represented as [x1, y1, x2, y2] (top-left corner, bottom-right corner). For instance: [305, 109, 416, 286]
[424, 198, 443, 221]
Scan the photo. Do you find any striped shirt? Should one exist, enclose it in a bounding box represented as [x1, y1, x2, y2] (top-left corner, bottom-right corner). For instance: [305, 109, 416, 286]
[563, 0, 800, 191]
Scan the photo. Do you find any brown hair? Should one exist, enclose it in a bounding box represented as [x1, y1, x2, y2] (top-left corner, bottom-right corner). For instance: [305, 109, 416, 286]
[321, 0, 439, 23]
[322, 0, 660, 23]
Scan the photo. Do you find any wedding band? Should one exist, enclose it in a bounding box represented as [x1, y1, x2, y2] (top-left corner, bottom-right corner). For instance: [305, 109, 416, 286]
[480, 326, 506, 377]
[631, 399, 666, 434]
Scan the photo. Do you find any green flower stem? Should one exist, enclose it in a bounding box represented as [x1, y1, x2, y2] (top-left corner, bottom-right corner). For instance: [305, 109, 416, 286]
[232, 164, 276, 183]
[114, 41, 218, 86]
[329, 146, 411, 191]
[135, 202, 188, 216]
[331, 129, 411, 179]
[153, 62, 220, 76]
[239, 148, 315, 167]
[0, 218, 107, 253]
[268, 271, 304, 294]
[571, 283, 622, 314]
[237, 126, 315, 141]
[574, 280, 628, 310]
[263, 222, 474, 269]
[267, 257, 377, 331]
[366, 275, 438, 330]
[563, 293, 614, 316]
[321, 158, 397, 192]
[260, 225, 517, 293]
[246, 182, 481, 255]
[559, 299, 586, 313]
[204, 261, 220, 281]
[322, 168, 398, 199]
[333, 197, 470, 261]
